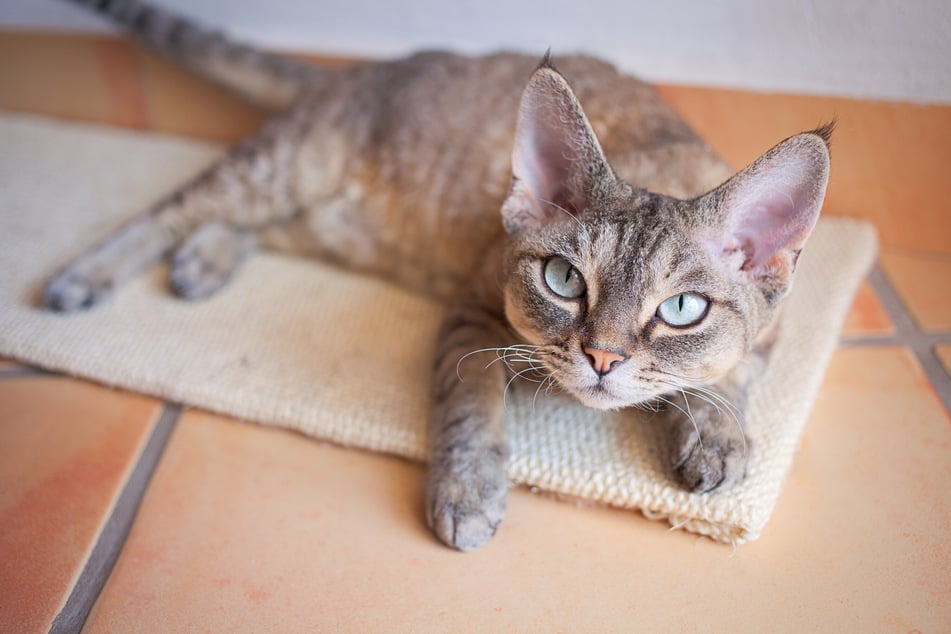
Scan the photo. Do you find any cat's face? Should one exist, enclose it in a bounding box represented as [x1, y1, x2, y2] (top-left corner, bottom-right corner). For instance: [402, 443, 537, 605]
[502, 192, 767, 410]
[497, 61, 830, 408]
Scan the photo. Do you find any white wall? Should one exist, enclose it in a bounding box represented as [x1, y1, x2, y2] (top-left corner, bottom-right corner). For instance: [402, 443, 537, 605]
[3, 0, 949, 104]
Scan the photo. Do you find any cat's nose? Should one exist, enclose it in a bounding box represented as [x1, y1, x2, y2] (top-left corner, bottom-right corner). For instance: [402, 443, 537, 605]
[583, 346, 627, 376]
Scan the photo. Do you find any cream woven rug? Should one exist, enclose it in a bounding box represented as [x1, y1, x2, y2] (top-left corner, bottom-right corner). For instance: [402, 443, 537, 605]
[0, 113, 877, 544]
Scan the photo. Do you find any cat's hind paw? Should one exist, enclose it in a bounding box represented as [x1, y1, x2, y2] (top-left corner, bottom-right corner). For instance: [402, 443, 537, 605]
[43, 266, 115, 312]
[169, 223, 253, 300]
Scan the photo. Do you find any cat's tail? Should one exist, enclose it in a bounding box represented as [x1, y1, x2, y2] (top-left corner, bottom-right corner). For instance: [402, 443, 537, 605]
[64, 0, 320, 110]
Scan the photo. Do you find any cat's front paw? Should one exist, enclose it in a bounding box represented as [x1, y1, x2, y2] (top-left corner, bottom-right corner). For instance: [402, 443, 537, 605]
[671, 420, 749, 494]
[43, 264, 115, 312]
[426, 447, 509, 552]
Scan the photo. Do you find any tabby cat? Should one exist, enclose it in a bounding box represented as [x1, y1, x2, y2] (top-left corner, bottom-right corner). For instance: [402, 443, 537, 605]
[47, 0, 831, 551]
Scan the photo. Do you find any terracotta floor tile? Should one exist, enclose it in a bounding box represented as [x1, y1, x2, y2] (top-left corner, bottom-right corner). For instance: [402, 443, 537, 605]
[762, 347, 950, 629]
[133, 50, 356, 143]
[879, 249, 951, 331]
[135, 49, 266, 143]
[0, 31, 147, 130]
[936, 344, 951, 376]
[0, 377, 162, 633]
[840, 279, 893, 338]
[86, 347, 949, 632]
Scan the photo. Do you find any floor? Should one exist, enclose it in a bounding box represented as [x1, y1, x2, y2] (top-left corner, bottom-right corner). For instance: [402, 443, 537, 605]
[1, 32, 949, 633]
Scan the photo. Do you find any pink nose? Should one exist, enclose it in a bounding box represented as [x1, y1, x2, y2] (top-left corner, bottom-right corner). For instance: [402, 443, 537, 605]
[583, 346, 627, 376]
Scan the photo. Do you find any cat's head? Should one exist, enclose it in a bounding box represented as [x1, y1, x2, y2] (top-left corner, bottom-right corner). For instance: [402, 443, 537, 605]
[499, 60, 831, 410]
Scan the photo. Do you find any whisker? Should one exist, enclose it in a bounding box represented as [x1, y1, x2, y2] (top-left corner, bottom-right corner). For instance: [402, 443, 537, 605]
[456, 343, 564, 411]
[456, 344, 542, 381]
[531, 373, 557, 410]
[680, 389, 705, 451]
[657, 377, 748, 457]
[687, 383, 742, 417]
[639, 401, 662, 413]
[456, 347, 508, 381]
[695, 392, 748, 457]
[656, 394, 703, 451]
[503, 365, 547, 409]
[677, 385, 746, 455]
[678, 385, 723, 417]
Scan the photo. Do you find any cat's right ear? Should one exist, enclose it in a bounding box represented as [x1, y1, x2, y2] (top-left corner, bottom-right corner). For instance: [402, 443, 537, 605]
[501, 60, 613, 234]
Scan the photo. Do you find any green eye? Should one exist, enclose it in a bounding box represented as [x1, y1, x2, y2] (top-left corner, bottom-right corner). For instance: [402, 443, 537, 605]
[543, 257, 586, 299]
[658, 292, 709, 327]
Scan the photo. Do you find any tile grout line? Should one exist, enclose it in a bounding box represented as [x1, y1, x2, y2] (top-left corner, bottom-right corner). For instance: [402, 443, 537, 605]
[866, 263, 951, 416]
[840, 331, 951, 348]
[48, 402, 182, 634]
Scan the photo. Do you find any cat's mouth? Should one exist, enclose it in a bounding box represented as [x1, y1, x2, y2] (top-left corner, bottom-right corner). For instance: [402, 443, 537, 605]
[531, 353, 659, 411]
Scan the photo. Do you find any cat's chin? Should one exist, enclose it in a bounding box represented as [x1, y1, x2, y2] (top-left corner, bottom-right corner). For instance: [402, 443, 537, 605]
[568, 383, 649, 411]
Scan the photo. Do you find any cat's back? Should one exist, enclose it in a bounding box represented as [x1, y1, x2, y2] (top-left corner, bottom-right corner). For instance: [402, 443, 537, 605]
[290, 51, 731, 297]
[299, 50, 722, 189]
[318, 51, 727, 195]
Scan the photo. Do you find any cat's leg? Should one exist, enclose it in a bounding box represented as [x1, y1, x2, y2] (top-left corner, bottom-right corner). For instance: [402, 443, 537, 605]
[44, 214, 176, 311]
[44, 117, 303, 312]
[427, 299, 510, 552]
[666, 355, 762, 493]
[169, 222, 257, 300]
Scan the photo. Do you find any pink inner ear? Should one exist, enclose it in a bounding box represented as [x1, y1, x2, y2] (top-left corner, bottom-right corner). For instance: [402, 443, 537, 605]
[733, 187, 813, 269]
[721, 139, 829, 272]
[504, 124, 564, 231]
[502, 69, 611, 233]
[513, 95, 581, 214]
[514, 126, 559, 212]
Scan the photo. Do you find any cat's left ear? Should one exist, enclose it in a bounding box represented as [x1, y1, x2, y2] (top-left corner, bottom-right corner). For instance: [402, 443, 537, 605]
[501, 58, 614, 234]
[701, 125, 832, 296]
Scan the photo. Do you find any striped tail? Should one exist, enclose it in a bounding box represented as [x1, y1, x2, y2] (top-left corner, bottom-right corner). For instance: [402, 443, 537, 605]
[66, 0, 319, 110]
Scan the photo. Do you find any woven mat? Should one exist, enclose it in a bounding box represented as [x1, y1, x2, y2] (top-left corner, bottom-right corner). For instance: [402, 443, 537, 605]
[0, 113, 877, 544]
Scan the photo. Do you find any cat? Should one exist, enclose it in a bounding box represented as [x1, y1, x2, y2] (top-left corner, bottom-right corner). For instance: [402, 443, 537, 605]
[46, 0, 831, 551]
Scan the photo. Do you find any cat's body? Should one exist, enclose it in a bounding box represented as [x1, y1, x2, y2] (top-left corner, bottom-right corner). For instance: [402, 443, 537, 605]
[49, 0, 831, 551]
